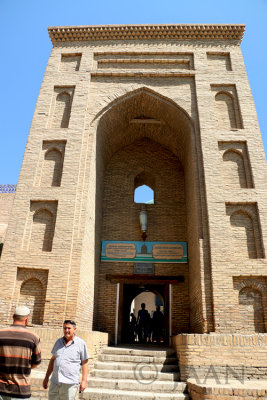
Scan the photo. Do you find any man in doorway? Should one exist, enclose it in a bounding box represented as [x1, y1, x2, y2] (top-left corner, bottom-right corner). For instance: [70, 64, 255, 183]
[152, 305, 164, 344]
[0, 305, 42, 399]
[43, 320, 89, 400]
[137, 303, 149, 343]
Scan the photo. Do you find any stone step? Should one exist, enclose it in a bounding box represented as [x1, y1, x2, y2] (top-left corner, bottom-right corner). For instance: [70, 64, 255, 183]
[91, 368, 180, 381]
[98, 353, 178, 364]
[86, 377, 187, 393]
[102, 346, 176, 358]
[94, 361, 179, 372]
[80, 387, 189, 400]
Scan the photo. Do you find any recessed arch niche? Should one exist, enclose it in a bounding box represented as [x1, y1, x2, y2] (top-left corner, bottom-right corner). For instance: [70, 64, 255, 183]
[92, 87, 213, 336]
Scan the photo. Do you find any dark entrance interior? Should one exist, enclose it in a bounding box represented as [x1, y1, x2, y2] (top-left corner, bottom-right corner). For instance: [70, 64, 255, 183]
[120, 283, 169, 344]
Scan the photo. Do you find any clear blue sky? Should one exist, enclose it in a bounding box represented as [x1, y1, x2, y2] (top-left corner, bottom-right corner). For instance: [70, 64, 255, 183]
[0, 0, 266, 183]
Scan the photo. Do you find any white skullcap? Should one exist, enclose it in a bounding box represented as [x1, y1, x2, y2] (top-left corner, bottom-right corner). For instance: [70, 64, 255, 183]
[14, 306, 30, 316]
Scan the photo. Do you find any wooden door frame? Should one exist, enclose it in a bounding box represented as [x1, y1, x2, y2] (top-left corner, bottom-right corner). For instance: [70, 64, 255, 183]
[106, 274, 184, 345]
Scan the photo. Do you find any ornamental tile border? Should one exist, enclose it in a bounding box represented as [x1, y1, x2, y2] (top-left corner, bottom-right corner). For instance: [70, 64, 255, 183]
[48, 24, 245, 44]
[0, 185, 16, 193]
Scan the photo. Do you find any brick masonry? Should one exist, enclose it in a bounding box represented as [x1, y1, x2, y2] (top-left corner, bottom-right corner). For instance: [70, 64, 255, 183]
[187, 379, 267, 400]
[0, 25, 266, 393]
[0, 192, 15, 242]
[173, 334, 267, 381]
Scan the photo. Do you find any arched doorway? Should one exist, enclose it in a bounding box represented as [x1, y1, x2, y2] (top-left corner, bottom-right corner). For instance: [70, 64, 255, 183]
[92, 87, 213, 342]
[122, 284, 166, 344]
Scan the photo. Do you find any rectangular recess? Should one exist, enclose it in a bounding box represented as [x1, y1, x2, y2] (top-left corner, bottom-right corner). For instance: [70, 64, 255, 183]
[60, 53, 82, 72]
[94, 51, 194, 70]
[207, 52, 232, 71]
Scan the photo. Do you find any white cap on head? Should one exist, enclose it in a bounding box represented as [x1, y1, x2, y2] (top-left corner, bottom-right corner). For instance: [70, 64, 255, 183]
[14, 306, 30, 316]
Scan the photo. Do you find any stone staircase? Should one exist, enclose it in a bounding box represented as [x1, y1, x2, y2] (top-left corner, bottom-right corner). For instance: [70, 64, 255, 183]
[80, 345, 189, 400]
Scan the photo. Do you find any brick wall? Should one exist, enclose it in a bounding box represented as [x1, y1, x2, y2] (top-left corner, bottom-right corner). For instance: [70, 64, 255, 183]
[0, 193, 15, 243]
[173, 334, 267, 381]
[187, 380, 267, 400]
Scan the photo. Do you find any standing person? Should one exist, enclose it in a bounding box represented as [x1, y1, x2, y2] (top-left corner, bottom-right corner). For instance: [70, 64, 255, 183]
[152, 306, 164, 344]
[137, 303, 149, 343]
[0, 305, 41, 399]
[43, 320, 89, 400]
[129, 313, 137, 343]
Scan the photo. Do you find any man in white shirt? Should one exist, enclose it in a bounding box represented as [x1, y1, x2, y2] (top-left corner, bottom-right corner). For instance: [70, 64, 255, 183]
[43, 320, 89, 400]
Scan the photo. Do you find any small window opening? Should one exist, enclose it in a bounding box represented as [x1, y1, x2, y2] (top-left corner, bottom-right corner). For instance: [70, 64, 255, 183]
[134, 185, 154, 204]
[0, 243, 3, 257]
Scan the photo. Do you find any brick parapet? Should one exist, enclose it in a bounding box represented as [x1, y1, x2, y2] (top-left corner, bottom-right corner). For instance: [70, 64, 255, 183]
[187, 379, 267, 400]
[173, 334, 267, 381]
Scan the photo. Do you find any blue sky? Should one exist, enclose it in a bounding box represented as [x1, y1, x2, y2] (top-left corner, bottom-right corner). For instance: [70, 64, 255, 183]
[0, 0, 266, 184]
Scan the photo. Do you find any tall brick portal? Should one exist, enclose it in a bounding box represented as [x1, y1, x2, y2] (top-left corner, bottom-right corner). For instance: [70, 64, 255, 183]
[0, 25, 266, 356]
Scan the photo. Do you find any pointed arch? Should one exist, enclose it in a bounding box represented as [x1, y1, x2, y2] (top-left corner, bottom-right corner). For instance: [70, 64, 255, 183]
[91, 86, 214, 335]
[91, 86, 195, 131]
[134, 171, 155, 204]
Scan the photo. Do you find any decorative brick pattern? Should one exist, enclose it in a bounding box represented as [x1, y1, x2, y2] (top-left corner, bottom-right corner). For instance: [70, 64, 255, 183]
[48, 24, 245, 44]
[94, 51, 194, 71]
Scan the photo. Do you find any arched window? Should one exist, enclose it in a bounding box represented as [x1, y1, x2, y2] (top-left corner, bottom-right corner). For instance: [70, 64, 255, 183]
[20, 278, 45, 325]
[134, 171, 155, 204]
[134, 185, 154, 204]
[238, 287, 265, 333]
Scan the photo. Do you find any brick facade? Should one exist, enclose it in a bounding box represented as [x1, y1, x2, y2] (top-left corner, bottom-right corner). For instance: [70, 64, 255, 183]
[0, 24, 266, 355]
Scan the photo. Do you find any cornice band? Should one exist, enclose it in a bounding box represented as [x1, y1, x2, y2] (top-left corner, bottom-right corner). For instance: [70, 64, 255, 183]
[48, 24, 245, 44]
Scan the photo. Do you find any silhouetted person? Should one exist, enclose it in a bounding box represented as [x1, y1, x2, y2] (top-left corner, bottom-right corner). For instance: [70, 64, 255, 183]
[146, 313, 152, 343]
[137, 303, 149, 343]
[152, 306, 164, 344]
[129, 313, 137, 343]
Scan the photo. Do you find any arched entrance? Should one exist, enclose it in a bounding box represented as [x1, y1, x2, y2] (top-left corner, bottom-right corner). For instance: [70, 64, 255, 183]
[92, 87, 213, 342]
[122, 284, 165, 344]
